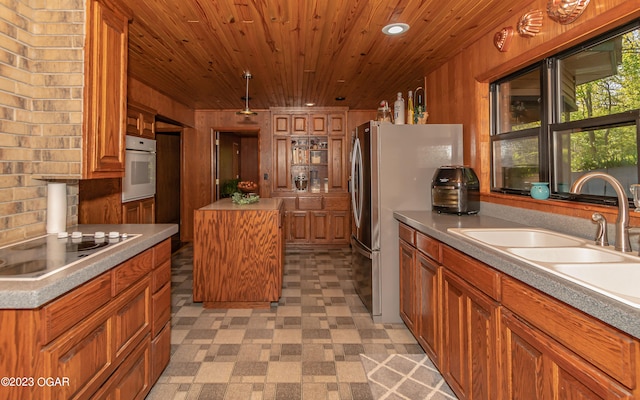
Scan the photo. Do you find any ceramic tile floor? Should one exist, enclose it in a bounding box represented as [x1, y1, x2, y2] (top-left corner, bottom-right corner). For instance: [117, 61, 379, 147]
[145, 245, 456, 400]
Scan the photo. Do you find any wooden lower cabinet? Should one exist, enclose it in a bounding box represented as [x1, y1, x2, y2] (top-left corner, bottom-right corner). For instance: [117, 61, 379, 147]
[93, 335, 151, 400]
[441, 268, 499, 400]
[502, 310, 633, 399]
[122, 197, 155, 224]
[397, 222, 640, 400]
[399, 239, 417, 333]
[0, 239, 171, 400]
[417, 252, 440, 365]
[281, 194, 350, 245]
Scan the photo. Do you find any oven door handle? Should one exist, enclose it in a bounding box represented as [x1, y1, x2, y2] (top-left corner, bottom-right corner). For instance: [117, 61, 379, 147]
[125, 149, 156, 155]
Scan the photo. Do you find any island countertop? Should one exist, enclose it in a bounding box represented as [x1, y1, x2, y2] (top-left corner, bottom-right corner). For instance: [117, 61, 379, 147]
[198, 197, 283, 211]
[0, 223, 178, 309]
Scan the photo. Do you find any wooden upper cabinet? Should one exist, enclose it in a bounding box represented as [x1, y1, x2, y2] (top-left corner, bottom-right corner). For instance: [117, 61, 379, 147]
[292, 115, 308, 134]
[273, 114, 290, 135]
[328, 113, 346, 136]
[311, 114, 327, 134]
[127, 102, 156, 139]
[82, 0, 131, 179]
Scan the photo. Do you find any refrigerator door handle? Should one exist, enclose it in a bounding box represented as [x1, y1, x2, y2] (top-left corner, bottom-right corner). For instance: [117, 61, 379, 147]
[351, 137, 363, 229]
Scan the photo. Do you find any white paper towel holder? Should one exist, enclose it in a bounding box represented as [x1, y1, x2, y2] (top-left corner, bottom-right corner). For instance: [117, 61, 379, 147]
[46, 182, 67, 234]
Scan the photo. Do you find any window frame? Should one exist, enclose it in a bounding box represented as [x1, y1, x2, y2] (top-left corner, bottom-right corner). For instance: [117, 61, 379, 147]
[489, 20, 640, 205]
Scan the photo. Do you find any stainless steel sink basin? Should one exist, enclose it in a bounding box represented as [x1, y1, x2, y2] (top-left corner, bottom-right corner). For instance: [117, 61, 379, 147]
[506, 247, 626, 263]
[447, 228, 585, 247]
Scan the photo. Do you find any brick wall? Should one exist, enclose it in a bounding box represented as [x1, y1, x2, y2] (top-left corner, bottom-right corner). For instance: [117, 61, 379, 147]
[0, 0, 84, 244]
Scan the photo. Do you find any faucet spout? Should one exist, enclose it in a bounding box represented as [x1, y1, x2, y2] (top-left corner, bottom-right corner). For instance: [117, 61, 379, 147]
[569, 172, 632, 252]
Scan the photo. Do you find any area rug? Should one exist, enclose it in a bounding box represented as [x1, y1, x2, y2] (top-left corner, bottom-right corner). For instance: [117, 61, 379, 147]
[360, 354, 458, 400]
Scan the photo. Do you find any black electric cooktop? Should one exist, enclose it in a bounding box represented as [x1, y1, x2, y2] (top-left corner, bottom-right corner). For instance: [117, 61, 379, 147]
[0, 232, 137, 280]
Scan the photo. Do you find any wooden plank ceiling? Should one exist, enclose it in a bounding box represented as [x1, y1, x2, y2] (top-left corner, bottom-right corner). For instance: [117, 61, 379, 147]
[126, 0, 533, 110]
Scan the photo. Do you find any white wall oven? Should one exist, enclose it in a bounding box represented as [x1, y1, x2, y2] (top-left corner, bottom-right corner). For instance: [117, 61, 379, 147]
[122, 136, 156, 202]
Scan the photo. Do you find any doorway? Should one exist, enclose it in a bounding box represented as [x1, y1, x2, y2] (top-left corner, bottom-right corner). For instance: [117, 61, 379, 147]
[156, 120, 183, 251]
[216, 129, 260, 200]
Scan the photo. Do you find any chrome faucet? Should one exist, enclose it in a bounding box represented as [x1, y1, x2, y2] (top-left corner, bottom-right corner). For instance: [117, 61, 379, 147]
[570, 172, 632, 252]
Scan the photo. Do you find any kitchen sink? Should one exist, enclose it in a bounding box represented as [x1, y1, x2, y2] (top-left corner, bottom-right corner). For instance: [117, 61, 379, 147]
[447, 227, 585, 247]
[447, 226, 640, 308]
[506, 247, 626, 263]
[550, 263, 640, 308]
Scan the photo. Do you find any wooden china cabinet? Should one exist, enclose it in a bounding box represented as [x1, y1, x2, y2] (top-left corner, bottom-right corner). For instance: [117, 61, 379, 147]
[271, 107, 350, 245]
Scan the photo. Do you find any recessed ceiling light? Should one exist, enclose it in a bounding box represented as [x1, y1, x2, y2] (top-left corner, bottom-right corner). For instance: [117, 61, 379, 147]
[382, 23, 410, 36]
[335, 96, 345, 101]
[305, 102, 315, 107]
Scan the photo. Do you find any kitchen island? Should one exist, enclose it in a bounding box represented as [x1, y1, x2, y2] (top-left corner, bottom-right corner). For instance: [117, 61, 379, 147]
[0, 223, 177, 400]
[193, 197, 284, 308]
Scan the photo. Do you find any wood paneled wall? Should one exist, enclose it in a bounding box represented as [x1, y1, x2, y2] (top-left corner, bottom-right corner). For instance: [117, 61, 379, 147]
[128, 78, 195, 127]
[425, 0, 640, 222]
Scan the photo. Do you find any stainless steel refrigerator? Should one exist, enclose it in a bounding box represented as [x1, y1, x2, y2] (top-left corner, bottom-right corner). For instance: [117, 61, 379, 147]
[350, 121, 463, 323]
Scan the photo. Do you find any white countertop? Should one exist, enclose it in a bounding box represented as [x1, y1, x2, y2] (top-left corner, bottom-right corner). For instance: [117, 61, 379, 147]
[0, 223, 178, 309]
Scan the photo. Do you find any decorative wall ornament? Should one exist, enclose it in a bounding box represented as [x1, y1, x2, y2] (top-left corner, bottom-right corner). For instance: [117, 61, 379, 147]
[494, 27, 514, 52]
[517, 10, 544, 37]
[546, 0, 590, 24]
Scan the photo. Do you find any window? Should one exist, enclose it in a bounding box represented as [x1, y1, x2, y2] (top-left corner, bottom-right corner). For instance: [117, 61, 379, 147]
[490, 21, 640, 204]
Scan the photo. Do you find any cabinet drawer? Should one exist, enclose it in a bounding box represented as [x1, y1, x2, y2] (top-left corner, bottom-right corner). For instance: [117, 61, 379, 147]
[42, 312, 114, 400]
[323, 195, 349, 210]
[441, 245, 501, 300]
[151, 322, 171, 384]
[154, 238, 171, 266]
[502, 276, 638, 389]
[398, 223, 416, 245]
[42, 273, 112, 344]
[112, 247, 153, 296]
[152, 259, 171, 293]
[416, 232, 440, 262]
[281, 197, 297, 211]
[114, 277, 150, 360]
[94, 334, 151, 400]
[298, 196, 323, 210]
[152, 283, 171, 337]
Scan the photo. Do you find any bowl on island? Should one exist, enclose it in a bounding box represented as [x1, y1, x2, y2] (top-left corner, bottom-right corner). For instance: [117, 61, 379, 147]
[237, 181, 258, 193]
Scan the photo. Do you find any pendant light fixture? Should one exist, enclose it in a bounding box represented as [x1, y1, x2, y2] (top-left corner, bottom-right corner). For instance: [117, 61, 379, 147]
[237, 71, 257, 115]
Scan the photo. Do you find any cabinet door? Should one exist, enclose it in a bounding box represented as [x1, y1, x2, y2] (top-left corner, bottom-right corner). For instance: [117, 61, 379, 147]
[114, 277, 151, 359]
[82, 0, 128, 178]
[417, 253, 440, 365]
[328, 113, 346, 136]
[311, 114, 327, 134]
[399, 239, 417, 333]
[310, 211, 330, 243]
[42, 312, 114, 400]
[328, 137, 346, 190]
[273, 136, 291, 191]
[501, 310, 633, 400]
[151, 323, 171, 385]
[122, 201, 141, 224]
[140, 198, 155, 223]
[292, 115, 308, 134]
[441, 269, 499, 400]
[287, 211, 309, 242]
[329, 210, 350, 243]
[273, 114, 290, 135]
[93, 336, 151, 400]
